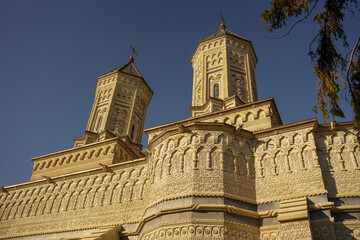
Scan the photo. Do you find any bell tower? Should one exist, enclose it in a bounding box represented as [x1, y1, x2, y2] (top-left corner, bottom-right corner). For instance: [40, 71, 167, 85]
[74, 50, 153, 156]
[190, 17, 258, 117]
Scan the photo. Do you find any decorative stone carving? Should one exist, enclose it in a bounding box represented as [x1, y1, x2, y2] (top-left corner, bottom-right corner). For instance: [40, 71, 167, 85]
[2, 24, 360, 240]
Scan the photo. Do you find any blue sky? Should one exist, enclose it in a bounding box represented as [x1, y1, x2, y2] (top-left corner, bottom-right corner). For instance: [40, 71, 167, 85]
[0, 0, 358, 186]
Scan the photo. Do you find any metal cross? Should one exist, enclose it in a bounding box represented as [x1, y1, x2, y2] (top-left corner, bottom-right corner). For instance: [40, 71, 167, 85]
[130, 45, 137, 57]
[220, 12, 225, 26]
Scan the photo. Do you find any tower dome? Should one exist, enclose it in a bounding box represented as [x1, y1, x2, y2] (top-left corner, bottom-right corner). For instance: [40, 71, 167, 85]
[190, 24, 258, 117]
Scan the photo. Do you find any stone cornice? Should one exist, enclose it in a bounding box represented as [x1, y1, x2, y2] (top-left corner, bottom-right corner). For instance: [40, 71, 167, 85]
[32, 137, 119, 162]
[121, 202, 360, 237]
[144, 98, 279, 134]
[122, 203, 261, 237]
[3, 158, 146, 191]
[3, 200, 359, 239]
[317, 121, 355, 131]
[148, 122, 254, 146]
[144, 192, 257, 212]
[253, 118, 318, 138]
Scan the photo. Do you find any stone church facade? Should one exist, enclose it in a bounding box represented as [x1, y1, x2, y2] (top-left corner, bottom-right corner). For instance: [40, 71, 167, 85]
[1, 23, 360, 240]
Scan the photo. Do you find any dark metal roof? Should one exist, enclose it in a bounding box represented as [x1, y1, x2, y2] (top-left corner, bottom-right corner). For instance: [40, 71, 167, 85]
[199, 28, 250, 44]
[101, 60, 143, 78]
[191, 27, 257, 63]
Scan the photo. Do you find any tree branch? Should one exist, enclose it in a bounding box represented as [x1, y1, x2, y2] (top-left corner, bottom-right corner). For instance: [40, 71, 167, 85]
[262, 0, 319, 39]
[346, 37, 360, 100]
[309, 33, 320, 62]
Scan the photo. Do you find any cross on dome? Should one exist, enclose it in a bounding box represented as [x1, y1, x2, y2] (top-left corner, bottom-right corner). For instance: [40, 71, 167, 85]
[219, 12, 226, 29]
[128, 45, 137, 62]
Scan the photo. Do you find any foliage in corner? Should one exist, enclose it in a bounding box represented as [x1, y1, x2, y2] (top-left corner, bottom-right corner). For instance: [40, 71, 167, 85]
[349, 42, 360, 130]
[261, 0, 360, 131]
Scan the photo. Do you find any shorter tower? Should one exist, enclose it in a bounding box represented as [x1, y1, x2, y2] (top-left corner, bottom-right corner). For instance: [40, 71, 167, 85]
[190, 21, 258, 117]
[74, 55, 153, 156]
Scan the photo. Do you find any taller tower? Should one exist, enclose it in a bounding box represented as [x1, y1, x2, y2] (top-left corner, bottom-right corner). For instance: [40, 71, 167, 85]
[190, 21, 258, 117]
[74, 55, 153, 156]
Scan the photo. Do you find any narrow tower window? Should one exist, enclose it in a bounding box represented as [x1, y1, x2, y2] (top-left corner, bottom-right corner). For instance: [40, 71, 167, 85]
[130, 124, 135, 140]
[214, 84, 219, 98]
[96, 116, 103, 131]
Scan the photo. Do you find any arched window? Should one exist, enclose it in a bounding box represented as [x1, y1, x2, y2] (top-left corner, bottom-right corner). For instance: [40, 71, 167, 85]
[130, 124, 135, 140]
[96, 116, 103, 131]
[214, 83, 219, 98]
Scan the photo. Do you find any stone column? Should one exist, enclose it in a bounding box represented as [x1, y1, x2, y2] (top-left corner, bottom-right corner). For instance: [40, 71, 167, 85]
[277, 198, 313, 240]
[336, 150, 347, 171]
[350, 151, 360, 170]
[166, 156, 171, 175]
[179, 154, 184, 172]
[246, 156, 251, 177]
[258, 156, 264, 178]
[284, 154, 292, 173]
[44, 196, 55, 213]
[205, 150, 212, 170]
[193, 152, 199, 170]
[271, 154, 277, 175]
[298, 150, 306, 170]
[311, 147, 320, 168]
[219, 150, 225, 171]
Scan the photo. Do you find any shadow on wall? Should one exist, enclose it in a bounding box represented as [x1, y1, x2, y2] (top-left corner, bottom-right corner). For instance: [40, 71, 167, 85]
[316, 135, 338, 197]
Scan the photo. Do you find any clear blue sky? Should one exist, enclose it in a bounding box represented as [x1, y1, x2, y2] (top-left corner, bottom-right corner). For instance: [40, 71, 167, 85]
[0, 0, 358, 186]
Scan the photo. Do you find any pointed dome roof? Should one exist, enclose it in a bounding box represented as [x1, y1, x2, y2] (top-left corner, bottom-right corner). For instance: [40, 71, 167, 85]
[98, 57, 153, 94]
[199, 27, 250, 44]
[191, 26, 257, 63]
[101, 59, 143, 78]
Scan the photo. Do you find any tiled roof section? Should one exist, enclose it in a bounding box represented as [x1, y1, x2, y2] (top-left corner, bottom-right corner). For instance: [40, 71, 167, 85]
[199, 28, 250, 43]
[191, 27, 257, 63]
[102, 60, 143, 78]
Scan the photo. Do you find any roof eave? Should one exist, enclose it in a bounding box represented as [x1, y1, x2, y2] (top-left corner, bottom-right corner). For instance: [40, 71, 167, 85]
[190, 30, 257, 63]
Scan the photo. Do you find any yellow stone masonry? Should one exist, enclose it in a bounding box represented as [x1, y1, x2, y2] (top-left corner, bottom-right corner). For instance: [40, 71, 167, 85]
[1, 23, 360, 240]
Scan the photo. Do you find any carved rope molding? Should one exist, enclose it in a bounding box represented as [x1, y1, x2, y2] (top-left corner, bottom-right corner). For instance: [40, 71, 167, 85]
[144, 192, 257, 212]
[2, 202, 358, 239]
[122, 202, 360, 237]
[140, 223, 258, 239]
[121, 203, 261, 237]
[0, 222, 124, 239]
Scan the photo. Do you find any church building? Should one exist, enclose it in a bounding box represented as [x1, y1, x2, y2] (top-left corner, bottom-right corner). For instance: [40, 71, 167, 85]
[1, 21, 360, 240]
